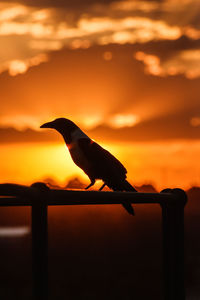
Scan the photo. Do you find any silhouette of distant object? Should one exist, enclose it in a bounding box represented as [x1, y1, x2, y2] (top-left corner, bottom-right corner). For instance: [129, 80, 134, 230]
[136, 184, 157, 193]
[40, 118, 137, 215]
[42, 177, 62, 189]
[65, 177, 86, 190]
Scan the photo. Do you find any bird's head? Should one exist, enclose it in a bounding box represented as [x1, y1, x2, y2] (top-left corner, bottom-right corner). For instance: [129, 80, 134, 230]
[40, 118, 77, 134]
[40, 118, 89, 144]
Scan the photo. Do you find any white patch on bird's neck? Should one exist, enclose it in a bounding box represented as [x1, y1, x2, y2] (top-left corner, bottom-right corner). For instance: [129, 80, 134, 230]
[71, 128, 90, 142]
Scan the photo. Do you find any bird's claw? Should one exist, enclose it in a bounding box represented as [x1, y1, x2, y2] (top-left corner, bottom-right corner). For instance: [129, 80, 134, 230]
[99, 183, 106, 191]
[85, 181, 95, 190]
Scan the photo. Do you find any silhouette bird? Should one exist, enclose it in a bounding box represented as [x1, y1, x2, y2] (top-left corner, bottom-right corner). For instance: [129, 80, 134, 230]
[40, 118, 137, 215]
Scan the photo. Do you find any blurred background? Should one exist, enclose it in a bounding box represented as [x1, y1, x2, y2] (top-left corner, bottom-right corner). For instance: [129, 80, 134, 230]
[0, 0, 200, 298]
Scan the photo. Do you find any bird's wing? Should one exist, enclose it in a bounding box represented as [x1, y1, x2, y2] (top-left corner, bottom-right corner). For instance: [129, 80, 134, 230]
[78, 139, 136, 216]
[78, 139, 127, 180]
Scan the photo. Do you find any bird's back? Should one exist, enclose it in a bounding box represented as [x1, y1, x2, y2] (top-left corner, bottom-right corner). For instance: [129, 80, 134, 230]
[77, 139, 127, 182]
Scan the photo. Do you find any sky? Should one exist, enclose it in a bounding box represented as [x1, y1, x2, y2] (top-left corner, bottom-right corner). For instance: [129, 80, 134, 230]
[0, 0, 200, 189]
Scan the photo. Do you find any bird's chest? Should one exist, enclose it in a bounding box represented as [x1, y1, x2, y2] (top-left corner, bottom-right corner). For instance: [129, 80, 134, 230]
[69, 142, 90, 169]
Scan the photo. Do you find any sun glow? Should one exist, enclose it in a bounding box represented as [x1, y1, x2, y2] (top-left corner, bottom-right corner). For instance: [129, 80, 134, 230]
[0, 143, 86, 185]
[108, 114, 140, 128]
[0, 139, 199, 190]
[80, 115, 103, 129]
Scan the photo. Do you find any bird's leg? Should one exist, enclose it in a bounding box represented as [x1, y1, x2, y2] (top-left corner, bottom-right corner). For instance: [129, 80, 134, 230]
[99, 183, 106, 191]
[85, 179, 95, 190]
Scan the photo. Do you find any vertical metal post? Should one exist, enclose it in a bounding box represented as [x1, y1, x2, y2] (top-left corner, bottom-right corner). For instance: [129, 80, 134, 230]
[161, 188, 187, 300]
[31, 183, 49, 300]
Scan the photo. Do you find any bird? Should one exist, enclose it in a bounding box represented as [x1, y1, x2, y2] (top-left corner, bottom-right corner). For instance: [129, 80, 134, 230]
[40, 118, 137, 215]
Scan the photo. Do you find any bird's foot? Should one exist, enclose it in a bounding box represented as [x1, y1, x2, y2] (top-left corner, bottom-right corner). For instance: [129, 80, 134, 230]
[85, 181, 95, 190]
[99, 183, 106, 191]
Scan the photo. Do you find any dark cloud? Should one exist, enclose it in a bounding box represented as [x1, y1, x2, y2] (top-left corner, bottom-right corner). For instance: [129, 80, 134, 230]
[0, 127, 58, 143]
[2, 0, 115, 8]
[89, 112, 200, 142]
[135, 35, 200, 61]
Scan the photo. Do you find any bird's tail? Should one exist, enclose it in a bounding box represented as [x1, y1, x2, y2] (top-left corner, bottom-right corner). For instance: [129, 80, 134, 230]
[106, 180, 137, 216]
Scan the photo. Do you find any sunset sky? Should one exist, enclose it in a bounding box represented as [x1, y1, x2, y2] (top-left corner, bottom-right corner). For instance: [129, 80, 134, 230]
[0, 0, 200, 190]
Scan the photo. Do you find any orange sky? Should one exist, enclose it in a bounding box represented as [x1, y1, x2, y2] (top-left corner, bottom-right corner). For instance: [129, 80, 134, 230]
[1, 140, 200, 190]
[0, 0, 200, 190]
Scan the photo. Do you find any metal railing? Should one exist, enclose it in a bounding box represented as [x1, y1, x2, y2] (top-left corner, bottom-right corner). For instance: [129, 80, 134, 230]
[0, 183, 187, 300]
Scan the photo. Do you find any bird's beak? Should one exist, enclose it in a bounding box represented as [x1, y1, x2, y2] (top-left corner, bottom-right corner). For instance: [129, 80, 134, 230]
[40, 121, 54, 129]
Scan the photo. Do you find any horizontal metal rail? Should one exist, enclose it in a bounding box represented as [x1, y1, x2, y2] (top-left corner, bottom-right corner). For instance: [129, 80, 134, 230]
[0, 183, 187, 300]
[0, 192, 174, 205]
[0, 186, 179, 205]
